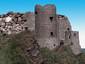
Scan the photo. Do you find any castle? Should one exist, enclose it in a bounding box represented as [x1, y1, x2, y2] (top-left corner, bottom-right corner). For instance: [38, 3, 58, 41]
[0, 4, 81, 55]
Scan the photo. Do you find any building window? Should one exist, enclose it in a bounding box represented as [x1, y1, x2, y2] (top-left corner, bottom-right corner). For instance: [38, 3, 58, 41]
[25, 27, 28, 31]
[69, 35, 71, 39]
[54, 44, 56, 47]
[49, 17, 53, 22]
[67, 28, 70, 31]
[60, 40, 64, 46]
[71, 42, 73, 45]
[50, 32, 53, 36]
[74, 33, 76, 36]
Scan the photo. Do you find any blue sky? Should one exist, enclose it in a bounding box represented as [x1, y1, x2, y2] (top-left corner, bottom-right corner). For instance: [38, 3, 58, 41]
[0, 0, 85, 48]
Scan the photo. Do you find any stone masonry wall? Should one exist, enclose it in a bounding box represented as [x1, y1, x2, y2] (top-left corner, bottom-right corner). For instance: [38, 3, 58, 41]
[35, 5, 59, 50]
[70, 31, 81, 55]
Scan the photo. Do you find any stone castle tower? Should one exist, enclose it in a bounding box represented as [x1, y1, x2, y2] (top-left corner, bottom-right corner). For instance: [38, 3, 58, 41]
[35, 5, 59, 49]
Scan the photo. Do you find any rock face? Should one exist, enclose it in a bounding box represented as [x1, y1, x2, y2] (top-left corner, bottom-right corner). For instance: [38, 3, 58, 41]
[0, 4, 81, 55]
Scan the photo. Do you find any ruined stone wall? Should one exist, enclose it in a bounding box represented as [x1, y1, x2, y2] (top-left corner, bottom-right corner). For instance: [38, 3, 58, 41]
[23, 12, 35, 31]
[0, 12, 35, 35]
[65, 31, 71, 45]
[35, 5, 59, 49]
[57, 15, 72, 45]
[70, 31, 81, 55]
[57, 15, 81, 55]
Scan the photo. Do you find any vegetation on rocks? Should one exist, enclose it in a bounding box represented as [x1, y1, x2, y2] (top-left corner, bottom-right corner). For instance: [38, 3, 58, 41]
[0, 31, 85, 64]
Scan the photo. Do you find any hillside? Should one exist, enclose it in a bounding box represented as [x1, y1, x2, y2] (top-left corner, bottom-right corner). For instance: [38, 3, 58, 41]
[0, 31, 85, 64]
